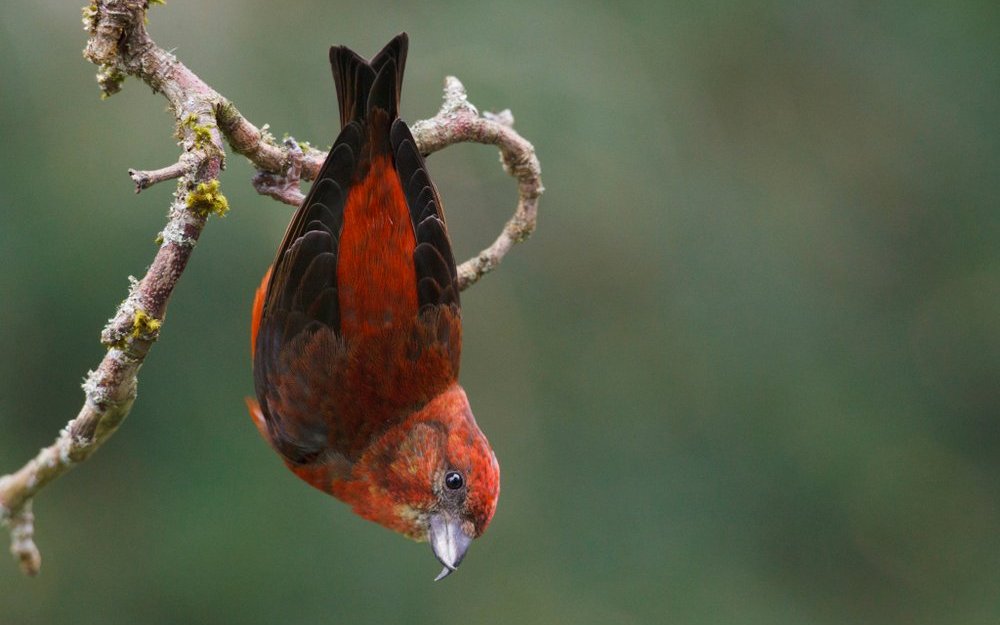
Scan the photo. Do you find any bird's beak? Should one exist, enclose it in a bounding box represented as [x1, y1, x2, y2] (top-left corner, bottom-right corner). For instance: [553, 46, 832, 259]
[429, 513, 472, 581]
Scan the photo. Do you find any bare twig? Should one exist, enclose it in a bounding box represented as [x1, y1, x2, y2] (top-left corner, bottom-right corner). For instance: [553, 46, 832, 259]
[411, 76, 543, 290]
[0, 0, 542, 575]
[1, 499, 39, 576]
[215, 104, 329, 180]
[128, 155, 194, 193]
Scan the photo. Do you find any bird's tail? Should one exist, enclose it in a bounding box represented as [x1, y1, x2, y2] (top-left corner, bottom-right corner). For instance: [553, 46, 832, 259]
[329, 33, 408, 128]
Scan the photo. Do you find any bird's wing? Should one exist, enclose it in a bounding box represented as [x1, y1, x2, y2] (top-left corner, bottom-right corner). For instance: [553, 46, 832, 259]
[251, 35, 462, 467]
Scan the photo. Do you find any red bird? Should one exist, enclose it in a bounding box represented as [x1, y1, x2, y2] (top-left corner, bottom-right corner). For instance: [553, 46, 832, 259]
[246, 34, 499, 580]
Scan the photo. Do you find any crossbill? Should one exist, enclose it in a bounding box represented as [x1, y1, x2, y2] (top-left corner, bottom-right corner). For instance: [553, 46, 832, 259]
[247, 34, 499, 580]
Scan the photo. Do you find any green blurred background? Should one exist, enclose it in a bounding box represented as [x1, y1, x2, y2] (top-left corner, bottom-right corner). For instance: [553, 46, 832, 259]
[2, 1, 998, 623]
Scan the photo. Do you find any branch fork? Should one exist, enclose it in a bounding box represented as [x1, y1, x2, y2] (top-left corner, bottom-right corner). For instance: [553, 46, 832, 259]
[252, 138, 306, 206]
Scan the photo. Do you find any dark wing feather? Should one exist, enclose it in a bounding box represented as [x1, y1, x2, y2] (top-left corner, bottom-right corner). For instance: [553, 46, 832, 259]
[265, 136, 359, 337]
[252, 123, 360, 466]
[253, 35, 411, 467]
[253, 33, 468, 466]
[390, 120, 460, 311]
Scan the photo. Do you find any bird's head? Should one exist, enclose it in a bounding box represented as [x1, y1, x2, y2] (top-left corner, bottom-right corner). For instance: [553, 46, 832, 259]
[334, 383, 500, 579]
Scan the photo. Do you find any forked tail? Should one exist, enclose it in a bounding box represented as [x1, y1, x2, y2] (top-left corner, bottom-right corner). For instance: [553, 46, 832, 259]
[329, 33, 408, 128]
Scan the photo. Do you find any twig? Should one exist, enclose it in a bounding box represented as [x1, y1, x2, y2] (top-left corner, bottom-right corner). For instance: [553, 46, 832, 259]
[128, 156, 193, 193]
[0, 0, 542, 576]
[1, 499, 39, 576]
[1, 0, 226, 575]
[231, 77, 544, 290]
[411, 76, 543, 290]
[252, 138, 306, 206]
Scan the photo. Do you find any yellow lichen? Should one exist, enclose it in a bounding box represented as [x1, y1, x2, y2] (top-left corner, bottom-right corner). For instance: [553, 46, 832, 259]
[185, 180, 229, 217]
[179, 113, 213, 149]
[191, 125, 212, 147]
[130, 309, 161, 339]
[96, 64, 125, 99]
[81, 3, 99, 32]
[106, 308, 161, 349]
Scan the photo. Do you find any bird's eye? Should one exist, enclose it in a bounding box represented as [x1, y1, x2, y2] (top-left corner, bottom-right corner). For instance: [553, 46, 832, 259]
[444, 470, 464, 490]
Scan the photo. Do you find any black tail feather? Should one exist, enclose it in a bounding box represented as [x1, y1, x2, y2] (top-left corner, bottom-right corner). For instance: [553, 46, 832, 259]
[329, 33, 408, 128]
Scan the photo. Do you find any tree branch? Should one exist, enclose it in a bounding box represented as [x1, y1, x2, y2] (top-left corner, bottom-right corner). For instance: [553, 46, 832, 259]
[128, 156, 192, 193]
[0, 0, 542, 576]
[411, 77, 543, 290]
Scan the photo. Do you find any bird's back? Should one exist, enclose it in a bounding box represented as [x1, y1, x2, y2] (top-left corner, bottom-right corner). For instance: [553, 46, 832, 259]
[250, 33, 463, 472]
